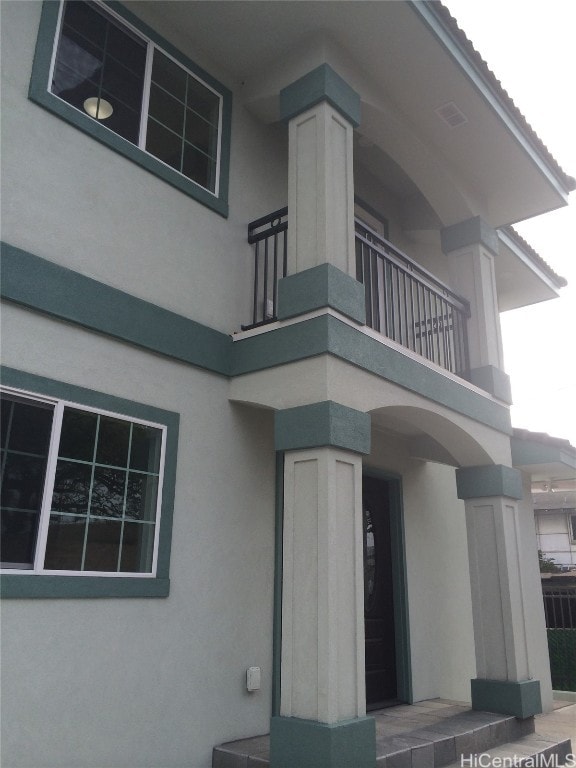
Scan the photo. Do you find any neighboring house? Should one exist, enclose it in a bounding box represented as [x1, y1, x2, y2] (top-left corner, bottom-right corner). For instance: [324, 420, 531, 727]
[512, 430, 576, 570]
[0, 3, 574, 768]
[511, 430, 576, 693]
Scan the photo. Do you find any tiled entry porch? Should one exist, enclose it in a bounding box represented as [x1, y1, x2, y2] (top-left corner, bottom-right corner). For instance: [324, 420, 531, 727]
[212, 699, 573, 768]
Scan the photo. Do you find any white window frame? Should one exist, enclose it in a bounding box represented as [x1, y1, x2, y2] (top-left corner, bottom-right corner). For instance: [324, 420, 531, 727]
[1, 385, 166, 578]
[48, 0, 224, 197]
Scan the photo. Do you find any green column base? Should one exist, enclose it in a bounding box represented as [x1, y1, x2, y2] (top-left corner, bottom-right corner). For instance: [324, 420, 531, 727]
[277, 263, 366, 324]
[270, 715, 376, 768]
[471, 678, 542, 719]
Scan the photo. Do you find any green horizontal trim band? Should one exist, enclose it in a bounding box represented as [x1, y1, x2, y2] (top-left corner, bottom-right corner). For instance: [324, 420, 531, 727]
[1, 242, 232, 376]
[270, 715, 376, 768]
[456, 464, 523, 500]
[277, 263, 366, 324]
[471, 678, 542, 719]
[0, 575, 170, 599]
[511, 437, 576, 471]
[275, 401, 371, 454]
[232, 314, 512, 435]
[280, 64, 361, 127]
[469, 365, 512, 404]
[3, 244, 511, 434]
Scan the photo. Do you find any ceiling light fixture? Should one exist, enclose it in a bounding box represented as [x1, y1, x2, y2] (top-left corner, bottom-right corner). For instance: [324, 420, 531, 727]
[83, 97, 113, 120]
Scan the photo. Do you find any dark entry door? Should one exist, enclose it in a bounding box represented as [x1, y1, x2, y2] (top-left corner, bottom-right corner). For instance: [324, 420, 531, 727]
[363, 476, 397, 708]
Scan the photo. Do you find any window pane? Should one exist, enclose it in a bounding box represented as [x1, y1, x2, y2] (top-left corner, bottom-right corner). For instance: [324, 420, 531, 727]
[1, 398, 11, 448]
[96, 416, 130, 467]
[44, 513, 86, 570]
[151, 50, 186, 102]
[186, 77, 220, 125]
[51, 459, 92, 515]
[90, 467, 126, 518]
[0, 395, 54, 568]
[146, 119, 182, 171]
[183, 143, 215, 191]
[59, 408, 97, 461]
[101, 57, 144, 112]
[130, 424, 162, 473]
[120, 522, 154, 572]
[1, 510, 39, 567]
[126, 473, 159, 521]
[107, 22, 147, 77]
[185, 109, 217, 157]
[1, 453, 48, 512]
[97, 90, 142, 144]
[52, 1, 146, 145]
[6, 399, 53, 455]
[149, 84, 184, 136]
[62, 1, 107, 50]
[52, 29, 104, 107]
[84, 519, 121, 571]
[146, 49, 220, 191]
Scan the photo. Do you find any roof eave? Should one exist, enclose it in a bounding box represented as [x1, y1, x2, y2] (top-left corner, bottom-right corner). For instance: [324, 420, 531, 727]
[410, 0, 576, 199]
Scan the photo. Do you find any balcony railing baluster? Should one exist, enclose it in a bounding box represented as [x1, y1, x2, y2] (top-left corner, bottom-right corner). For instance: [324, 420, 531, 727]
[245, 211, 471, 379]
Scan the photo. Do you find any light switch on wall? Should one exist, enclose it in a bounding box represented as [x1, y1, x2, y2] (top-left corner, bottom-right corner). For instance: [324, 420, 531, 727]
[246, 666, 261, 692]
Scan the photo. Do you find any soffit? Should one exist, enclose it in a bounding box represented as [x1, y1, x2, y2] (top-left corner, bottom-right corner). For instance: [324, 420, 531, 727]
[512, 429, 576, 484]
[128, 0, 572, 229]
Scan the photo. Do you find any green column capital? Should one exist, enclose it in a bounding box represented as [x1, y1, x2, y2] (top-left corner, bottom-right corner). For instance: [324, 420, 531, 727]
[279, 64, 361, 126]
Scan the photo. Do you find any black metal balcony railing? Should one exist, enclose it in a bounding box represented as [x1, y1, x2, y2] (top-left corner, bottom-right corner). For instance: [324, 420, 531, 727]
[355, 221, 470, 379]
[246, 207, 288, 328]
[245, 210, 470, 379]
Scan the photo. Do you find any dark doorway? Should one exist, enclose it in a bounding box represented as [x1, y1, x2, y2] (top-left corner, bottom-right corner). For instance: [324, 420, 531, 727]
[363, 475, 398, 708]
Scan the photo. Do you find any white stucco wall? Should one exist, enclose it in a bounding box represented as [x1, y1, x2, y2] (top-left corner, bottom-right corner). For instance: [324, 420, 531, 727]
[0, 304, 277, 768]
[0, 1, 288, 337]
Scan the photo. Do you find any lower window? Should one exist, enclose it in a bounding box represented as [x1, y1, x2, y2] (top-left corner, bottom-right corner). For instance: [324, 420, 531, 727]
[1, 388, 165, 575]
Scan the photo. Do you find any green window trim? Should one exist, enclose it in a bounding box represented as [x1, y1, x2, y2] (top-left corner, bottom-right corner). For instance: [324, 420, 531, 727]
[29, 1, 232, 217]
[0, 366, 179, 599]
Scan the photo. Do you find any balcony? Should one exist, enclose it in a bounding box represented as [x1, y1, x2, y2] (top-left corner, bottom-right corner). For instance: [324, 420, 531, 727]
[245, 208, 471, 380]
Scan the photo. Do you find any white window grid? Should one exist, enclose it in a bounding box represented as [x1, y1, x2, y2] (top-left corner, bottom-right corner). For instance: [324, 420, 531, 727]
[48, 0, 224, 197]
[0, 385, 167, 578]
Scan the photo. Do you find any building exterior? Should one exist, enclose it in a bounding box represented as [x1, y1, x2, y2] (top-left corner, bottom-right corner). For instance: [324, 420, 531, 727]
[512, 430, 576, 571]
[1, 2, 574, 767]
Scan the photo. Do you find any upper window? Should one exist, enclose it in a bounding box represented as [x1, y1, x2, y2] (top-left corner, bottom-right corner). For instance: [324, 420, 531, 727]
[30, 0, 231, 215]
[1, 388, 165, 576]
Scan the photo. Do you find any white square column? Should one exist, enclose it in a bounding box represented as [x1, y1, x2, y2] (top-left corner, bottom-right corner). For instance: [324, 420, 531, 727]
[280, 64, 360, 279]
[270, 401, 375, 768]
[281, 447, 366, 723]
[456, 465, 543, 718]
[442, 218, 512, 403]
[287, 102, 355, 277]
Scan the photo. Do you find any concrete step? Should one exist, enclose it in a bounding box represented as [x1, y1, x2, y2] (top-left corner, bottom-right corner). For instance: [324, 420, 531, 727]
[373, 705, 534, 768]
[212, 700, 573, 768]
[441, 734, 573, 768]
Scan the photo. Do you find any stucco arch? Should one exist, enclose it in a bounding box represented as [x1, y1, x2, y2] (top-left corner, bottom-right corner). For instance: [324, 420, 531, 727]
[369, 404, 499, 468]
